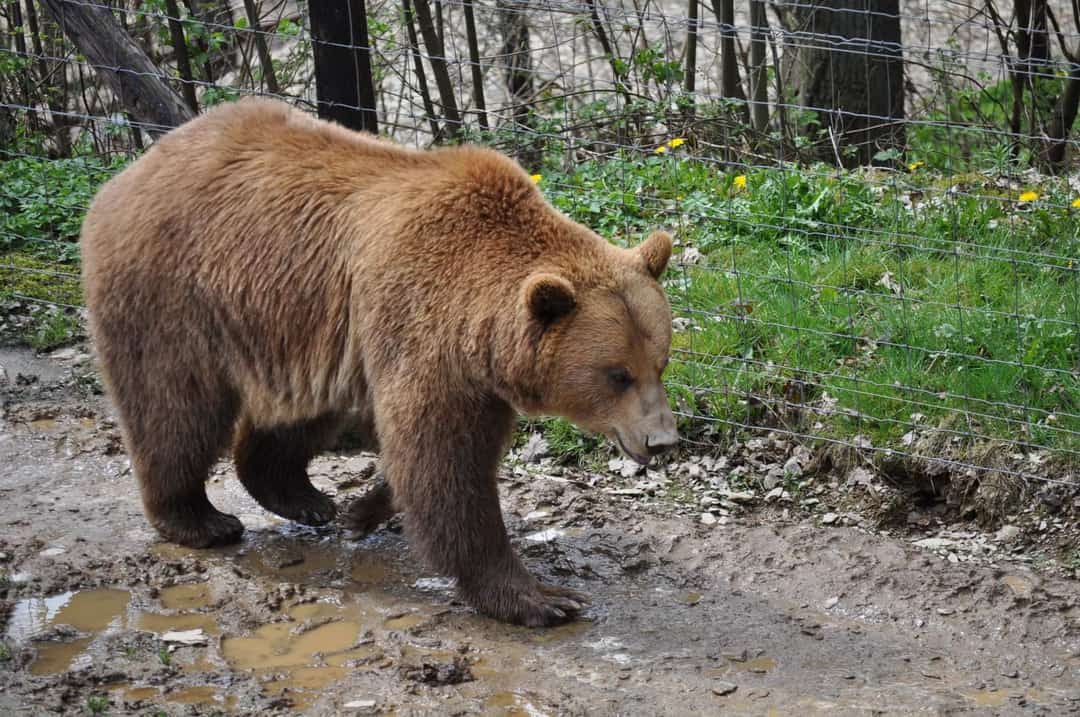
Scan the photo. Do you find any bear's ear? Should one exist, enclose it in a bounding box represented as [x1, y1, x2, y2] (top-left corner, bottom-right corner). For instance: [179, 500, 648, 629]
[637, 230, 673, 279]
[523, 272, 576, 325]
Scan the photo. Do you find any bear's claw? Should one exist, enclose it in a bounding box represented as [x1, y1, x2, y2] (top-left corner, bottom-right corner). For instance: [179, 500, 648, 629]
[267, 487, 337, 527]
[153, 509, 244, 549]
[467, 578, 590, 627]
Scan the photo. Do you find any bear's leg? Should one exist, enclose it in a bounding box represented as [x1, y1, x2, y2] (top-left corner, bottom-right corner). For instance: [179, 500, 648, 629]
[233, 414, 340, 526]
[343, 475, 397, 536]
[377, 390, 588, 627]
[121, 378, 244, 549]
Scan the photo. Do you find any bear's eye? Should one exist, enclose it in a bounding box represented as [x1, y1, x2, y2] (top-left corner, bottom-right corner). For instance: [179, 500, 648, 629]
[607, 368, 634, 391]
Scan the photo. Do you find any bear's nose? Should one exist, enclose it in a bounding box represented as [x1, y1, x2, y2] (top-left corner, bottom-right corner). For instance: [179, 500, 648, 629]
[646, 430, 678, 457]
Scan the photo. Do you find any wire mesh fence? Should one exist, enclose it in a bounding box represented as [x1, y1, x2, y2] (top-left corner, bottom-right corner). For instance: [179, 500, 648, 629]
[2, 0, 1080, 494]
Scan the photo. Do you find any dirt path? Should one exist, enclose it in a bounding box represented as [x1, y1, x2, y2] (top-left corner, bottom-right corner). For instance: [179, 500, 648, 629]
[2, 347, 1079, 716]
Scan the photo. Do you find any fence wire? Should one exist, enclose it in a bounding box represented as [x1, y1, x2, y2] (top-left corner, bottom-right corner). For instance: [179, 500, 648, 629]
[2, 0, 1080, 491]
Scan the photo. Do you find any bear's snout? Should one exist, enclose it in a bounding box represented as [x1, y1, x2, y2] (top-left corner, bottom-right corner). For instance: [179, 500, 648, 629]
[646, 428, 678, 457]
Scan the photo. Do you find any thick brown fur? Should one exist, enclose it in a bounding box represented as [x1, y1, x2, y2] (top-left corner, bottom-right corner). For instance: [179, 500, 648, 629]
[81, 97, 677, 626]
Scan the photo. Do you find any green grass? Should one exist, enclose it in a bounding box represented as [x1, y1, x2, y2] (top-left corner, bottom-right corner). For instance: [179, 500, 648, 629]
[538, 152, 1080, 457]
[85, 694, 108, 715]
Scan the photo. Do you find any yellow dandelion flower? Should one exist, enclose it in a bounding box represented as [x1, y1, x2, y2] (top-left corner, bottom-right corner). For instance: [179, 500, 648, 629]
[908, 161, 924, 172]
[668, 137, 686, 149]
[655, 145, 668, 155]
[733, 175, 747, 190]
[1019, 191, 1039, 202]
[1072, 198, 1080, 209]
[530, 174, 542, 183]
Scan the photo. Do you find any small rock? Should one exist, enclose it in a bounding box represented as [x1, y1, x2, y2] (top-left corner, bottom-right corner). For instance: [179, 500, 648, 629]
[712, 682, 738, 696]
[344, 699, 377, 710]
[722, 649, 747, 662]
[40, 547, 65, 557]
[525, 528, 565, 543]
[413, 577, 455, 591]
[724, 491, 755, 504]
[1001, 669, 1019, 679]
[782, 456, 802, 476]
[162, 629, 208, 645]
[519, 433, 550, 463]
[995, 525, 1021, 542]
[824, 596, 840, 609]
[936, 608, 954, 616]
[523, 510, 551, 522]
[914, 538, 957, 551]
[822, 512, 839, 525]
[608, 457, 644, 478]
[700, 513, 717, 526]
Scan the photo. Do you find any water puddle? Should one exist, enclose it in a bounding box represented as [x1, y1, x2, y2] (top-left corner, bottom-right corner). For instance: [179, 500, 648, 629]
[165, 685, 237, 710]
[30, 637, 93, 675]
[6, 585, 230, 675]
[485, 691, 551, 716]
[121, 686, 159, 701]
[159, 583, 214, 610]
[706, 655, 777, 678]
[384, 612, 427, 631]
[222, 617, 363, 670]
[6, 588, 131, 641]
[265, 665, 347, 709]
[136, 611, 219, 635]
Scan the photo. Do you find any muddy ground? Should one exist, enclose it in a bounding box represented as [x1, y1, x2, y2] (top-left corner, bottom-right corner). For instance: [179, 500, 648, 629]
[2, 346, 1080, 716]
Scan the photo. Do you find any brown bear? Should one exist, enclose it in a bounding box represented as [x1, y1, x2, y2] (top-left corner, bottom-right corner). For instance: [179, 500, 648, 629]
[80, 97, 678, 626]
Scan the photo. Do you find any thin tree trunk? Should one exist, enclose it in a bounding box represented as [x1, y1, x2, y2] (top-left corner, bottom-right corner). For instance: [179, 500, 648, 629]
[25, 0, 71, 154]
[163, 0, 198, 111]
[8, 2, 26, 57]
[7, 0, 30, 108]
[749, 0, 769, 133]
[412, 0, 462, 137]
[1044, 65, 1080, 166]
[462, 0, 488, 130]
[684, 0, 698, 97]
[242, 0, 279, 93]
[39, 0, 194, 134]
[585, 0, 632, 107]
[183, 0, 215, 83]
[711, 0, 749, 124]
[402, 0, 441, 138]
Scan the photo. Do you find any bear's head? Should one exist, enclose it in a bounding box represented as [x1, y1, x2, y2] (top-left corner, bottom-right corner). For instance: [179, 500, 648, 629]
[518, 230, 678, 465]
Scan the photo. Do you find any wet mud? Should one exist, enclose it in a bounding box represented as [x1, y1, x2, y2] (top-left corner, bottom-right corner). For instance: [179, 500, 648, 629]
[2, 346, 1080, 715]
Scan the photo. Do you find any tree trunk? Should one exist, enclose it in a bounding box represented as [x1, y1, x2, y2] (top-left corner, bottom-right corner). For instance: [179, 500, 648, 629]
[709, 0, 749, 125]
[684, 0, 698, 97]
[462, 0, 488, 130]
[749, 0, 770, 133]
[39, 0, 193, 135]
[402, 0, 441, 138]
[778, 0, 905, 166]
[412, 0, 462, 137]
[1044, 63, 1080, 168]
[498, 0, 534, 127]
[242, 0, 279, 94]
[163, 0, 198, 111]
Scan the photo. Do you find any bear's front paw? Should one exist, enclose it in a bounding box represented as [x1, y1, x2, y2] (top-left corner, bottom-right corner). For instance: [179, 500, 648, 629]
[466, 577, 590, 627]
[152, 509, 244, 549]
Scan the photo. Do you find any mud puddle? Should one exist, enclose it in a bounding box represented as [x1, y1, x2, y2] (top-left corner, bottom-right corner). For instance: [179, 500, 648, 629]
[4, 347, 1080, 715]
